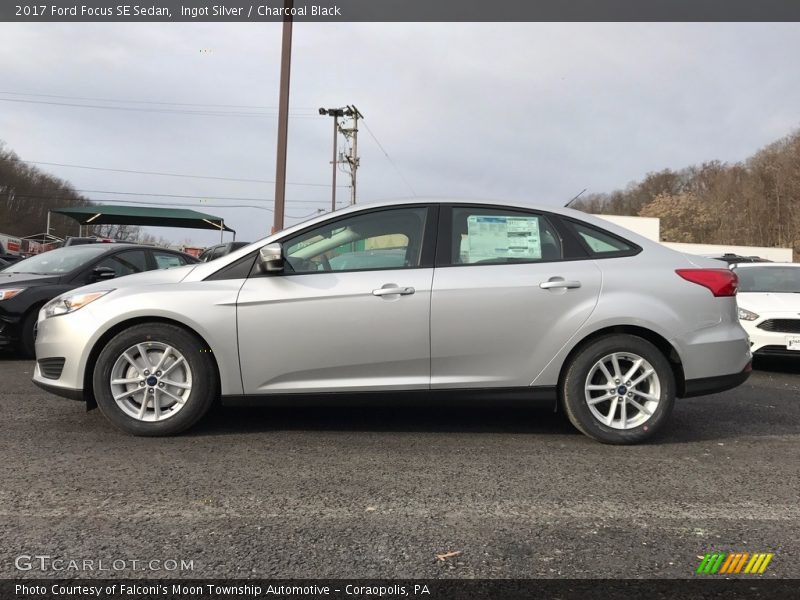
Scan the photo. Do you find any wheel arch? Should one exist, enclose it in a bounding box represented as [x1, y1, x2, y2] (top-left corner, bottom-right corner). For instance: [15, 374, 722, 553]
[20, 300, 49, 356]
[82, 316, 221, 410]
[556, 325, 687, 402]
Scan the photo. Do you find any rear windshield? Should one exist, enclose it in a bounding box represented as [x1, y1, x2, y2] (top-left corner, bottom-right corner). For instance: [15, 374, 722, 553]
[735, 266, 800, 293]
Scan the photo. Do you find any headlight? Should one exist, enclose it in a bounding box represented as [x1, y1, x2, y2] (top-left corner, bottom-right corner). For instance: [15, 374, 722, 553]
[0, 288, 26, 301]
[737, 307, 759, 321]
[42, 290, 113, 319]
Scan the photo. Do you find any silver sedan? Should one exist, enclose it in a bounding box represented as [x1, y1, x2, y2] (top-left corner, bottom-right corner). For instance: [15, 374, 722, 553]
[33, 199, 752, 443]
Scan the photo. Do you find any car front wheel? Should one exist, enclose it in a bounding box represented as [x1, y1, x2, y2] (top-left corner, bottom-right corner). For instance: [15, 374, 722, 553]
[93, 323, 217, 436]
[560, 334, 675, 444]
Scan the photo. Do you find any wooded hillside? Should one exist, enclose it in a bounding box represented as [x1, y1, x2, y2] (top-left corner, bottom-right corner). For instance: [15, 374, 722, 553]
[0, 142, 143, 242]
[573, 130, 800, 259]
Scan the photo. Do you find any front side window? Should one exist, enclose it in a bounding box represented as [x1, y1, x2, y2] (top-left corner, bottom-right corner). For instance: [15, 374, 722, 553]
[450, 207, 563, 265]
[283, 207, 428, 274]
[95, 250, 148, 277]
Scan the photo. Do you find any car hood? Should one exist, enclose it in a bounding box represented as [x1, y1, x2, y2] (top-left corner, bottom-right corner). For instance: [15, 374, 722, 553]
[737, 292, 800, 314]
[75, 263, 198, 294]
[0, 272, 60, 287]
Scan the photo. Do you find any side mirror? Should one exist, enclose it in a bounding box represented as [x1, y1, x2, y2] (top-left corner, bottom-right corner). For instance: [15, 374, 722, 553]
[92, 266, 117, 281]
[258, 243, 284, 273]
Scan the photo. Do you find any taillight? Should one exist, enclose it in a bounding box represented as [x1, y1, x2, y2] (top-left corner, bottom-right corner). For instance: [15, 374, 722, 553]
[675, 269, 738, 297]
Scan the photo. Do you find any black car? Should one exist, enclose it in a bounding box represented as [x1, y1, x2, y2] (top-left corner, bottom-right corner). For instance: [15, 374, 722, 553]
[0, 244, 198, 356]
[0, 254, 22, 266]
[198, 241, 250, 262]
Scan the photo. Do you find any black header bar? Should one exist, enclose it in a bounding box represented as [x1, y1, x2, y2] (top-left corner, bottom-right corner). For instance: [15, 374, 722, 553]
[3, 0, 800, 22]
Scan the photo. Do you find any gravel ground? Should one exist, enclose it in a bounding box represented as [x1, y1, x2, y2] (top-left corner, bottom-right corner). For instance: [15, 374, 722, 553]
[1, 354, 798, 579]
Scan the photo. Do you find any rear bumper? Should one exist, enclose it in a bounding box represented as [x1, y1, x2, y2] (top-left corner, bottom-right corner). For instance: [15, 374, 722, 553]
[682, 363, 752, 398]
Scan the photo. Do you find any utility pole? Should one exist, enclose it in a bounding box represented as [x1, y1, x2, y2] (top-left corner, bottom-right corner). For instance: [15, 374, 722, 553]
[272, 0, 294, 233]
[349, 106, 360, 205]
[319, 107, 346, 212]
[319, 105, 363, 209]
[338, 105, 363, 205]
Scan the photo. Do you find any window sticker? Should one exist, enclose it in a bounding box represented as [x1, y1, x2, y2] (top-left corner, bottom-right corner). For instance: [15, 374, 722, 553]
[465, 216, 541, 262]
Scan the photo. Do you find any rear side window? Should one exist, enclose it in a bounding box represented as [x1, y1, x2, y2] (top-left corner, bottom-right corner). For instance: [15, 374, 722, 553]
[569, 221, 639, 257]
[450, 208, 563, 265]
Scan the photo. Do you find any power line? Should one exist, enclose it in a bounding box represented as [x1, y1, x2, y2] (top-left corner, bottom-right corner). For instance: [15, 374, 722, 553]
[361, 120, 417, 197]
[8, 190, 348, 208]
[0, 90, 319, 111]
[0, 97, 320, 118]
[15, 159, 350, 188]
[69, 189, 329, 203]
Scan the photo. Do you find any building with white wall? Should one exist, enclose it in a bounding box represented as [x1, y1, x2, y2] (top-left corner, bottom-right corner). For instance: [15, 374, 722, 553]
[596, 215, 793, 262]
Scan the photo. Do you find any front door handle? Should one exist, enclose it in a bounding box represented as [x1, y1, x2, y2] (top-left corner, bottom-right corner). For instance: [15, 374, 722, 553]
[539, 280, 582, 290]
[372, 286, 415, 297]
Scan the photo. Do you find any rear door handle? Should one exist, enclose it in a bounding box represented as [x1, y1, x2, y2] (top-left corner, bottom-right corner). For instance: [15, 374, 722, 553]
[372, 286, 415, 296]
[539, 280, 582, 290]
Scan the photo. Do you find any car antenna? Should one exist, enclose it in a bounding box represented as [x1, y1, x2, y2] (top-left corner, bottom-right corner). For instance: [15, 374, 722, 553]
[564, 188, 587, 208]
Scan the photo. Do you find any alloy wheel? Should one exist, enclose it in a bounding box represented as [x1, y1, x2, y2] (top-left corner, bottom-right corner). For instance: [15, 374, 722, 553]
[109, 342, 192, 422]
[584, 352, 661, 430]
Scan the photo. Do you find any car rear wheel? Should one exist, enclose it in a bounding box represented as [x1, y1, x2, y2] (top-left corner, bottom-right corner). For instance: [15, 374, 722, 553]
[93, 323, 217, 436]
[560, 334, 675, 444]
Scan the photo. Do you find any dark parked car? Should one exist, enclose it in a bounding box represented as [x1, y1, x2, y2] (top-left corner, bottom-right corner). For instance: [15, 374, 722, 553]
[0, 244, 198, 356]
[0, 254, 22, 266]
[63, 236, 121, 246]
[198, 241, 250, 262]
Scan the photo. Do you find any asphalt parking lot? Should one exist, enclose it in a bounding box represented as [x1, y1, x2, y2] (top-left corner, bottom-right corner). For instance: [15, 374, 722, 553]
[1, 353, 798, 579]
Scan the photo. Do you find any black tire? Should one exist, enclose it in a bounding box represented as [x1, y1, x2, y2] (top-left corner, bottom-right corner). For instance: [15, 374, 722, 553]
[560, 334, 675, 445]
[93, 323, 217, 436]
[19, 309, 39, 359]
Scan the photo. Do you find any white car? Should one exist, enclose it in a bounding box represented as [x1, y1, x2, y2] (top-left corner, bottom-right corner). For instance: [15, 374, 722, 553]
[733, 263, 800, 356]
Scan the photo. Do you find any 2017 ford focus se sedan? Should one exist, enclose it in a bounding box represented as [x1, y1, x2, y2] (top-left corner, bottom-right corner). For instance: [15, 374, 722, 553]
[33, 200, 752, 443]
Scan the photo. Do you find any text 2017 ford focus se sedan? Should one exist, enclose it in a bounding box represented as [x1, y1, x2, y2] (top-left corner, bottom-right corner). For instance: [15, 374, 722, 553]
[33, 200, 752, 443]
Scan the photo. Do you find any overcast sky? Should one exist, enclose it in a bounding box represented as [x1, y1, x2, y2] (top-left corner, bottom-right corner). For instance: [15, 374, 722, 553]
[1, 22, 800, 246]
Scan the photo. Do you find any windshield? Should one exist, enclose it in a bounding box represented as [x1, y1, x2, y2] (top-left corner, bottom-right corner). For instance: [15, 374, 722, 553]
[1, 246, 110, 275]
[735, 266, 800, 293]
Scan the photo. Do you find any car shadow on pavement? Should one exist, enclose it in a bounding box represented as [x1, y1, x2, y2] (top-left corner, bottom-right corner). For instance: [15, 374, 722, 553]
[753, 355, 800, 374]
[190, 404, 581, 437]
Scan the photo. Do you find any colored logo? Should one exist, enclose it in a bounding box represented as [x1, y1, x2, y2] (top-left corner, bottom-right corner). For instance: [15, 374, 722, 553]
[696, 552, 774, 575]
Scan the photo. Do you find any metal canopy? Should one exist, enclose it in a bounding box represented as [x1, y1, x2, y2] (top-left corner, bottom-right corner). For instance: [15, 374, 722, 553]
[51, 205, 235, 233]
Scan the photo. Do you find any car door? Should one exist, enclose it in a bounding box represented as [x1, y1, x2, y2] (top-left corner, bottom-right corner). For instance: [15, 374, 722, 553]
[430, 205, 602, 389]
[237, 205, 436, 394]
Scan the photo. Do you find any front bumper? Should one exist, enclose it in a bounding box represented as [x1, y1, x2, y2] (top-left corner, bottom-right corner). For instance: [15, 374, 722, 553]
[32, 378, 84, 401]
[0, 316, 20, 346]
[32, 308, 97, 401]
[741, 316, 800, 357]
